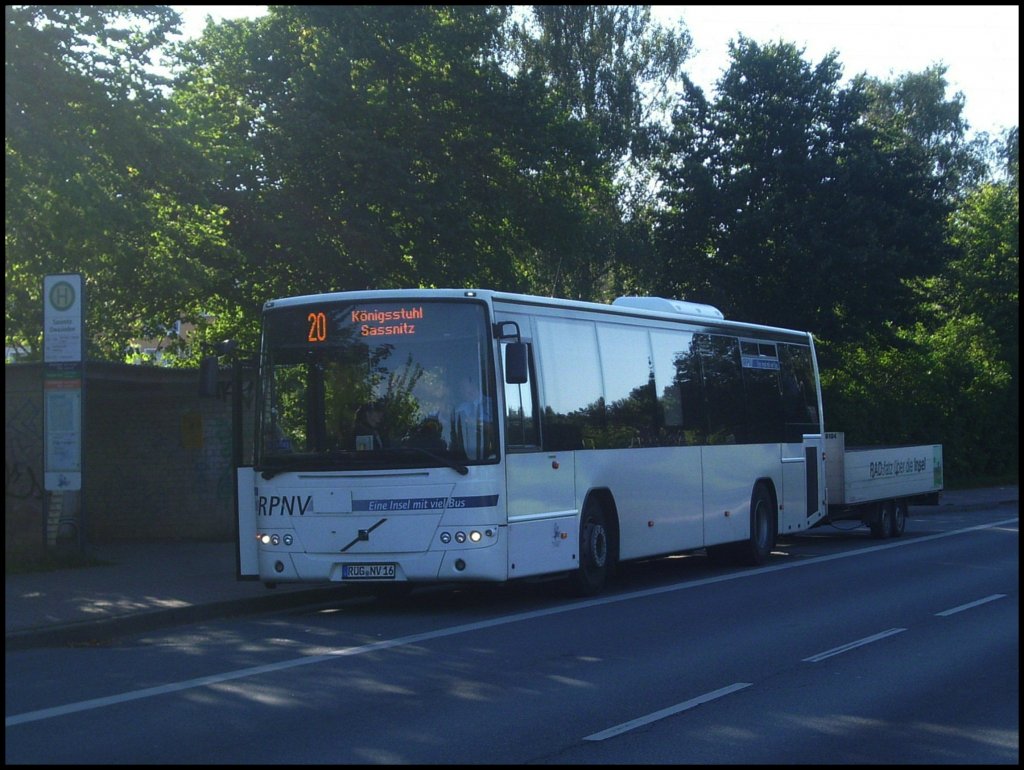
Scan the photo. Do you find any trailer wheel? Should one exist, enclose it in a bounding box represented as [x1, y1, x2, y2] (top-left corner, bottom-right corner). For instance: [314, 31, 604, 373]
[571, 499, 612, 596]
[871, 501, 894, 539]
[890, 500, 907, 538]
[737, 482, 775, 566]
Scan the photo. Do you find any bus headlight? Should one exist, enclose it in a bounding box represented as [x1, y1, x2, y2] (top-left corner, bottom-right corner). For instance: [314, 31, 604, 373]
[258, 532, 293, 547]
[438, 529, 493, 546]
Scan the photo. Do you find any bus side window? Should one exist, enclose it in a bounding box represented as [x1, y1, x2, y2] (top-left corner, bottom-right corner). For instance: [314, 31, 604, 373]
[696, 334, 744, 445]
[503, 342, 539, 449]
[779, 343, 819, 441]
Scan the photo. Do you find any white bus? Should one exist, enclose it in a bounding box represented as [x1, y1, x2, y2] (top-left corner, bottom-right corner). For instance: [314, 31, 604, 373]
[237, 289, 827, 594]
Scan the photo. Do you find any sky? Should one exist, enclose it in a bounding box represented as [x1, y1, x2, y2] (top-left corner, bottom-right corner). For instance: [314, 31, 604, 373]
[171, 5, 1018, 138]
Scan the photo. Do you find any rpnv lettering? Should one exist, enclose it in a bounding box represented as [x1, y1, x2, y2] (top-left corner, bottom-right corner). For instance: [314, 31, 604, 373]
[258, 494, 313, 516]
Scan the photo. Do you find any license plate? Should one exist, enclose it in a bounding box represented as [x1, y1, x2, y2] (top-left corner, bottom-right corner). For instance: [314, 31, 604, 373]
[342, 563, 397, 580]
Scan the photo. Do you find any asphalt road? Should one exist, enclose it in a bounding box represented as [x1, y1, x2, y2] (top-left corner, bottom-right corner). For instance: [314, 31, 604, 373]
[6, 504, 1018, 764]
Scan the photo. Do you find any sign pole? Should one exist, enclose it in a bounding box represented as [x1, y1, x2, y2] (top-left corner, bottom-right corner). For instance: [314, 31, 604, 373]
[42, 273, 85, 551]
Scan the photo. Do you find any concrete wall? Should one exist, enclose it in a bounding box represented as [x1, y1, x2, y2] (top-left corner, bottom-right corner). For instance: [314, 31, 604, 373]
[5, 362, 254, 560]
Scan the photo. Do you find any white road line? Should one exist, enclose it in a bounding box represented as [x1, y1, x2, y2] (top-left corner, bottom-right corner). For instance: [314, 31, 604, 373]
[5, 614, 581, 727]
[6, 517, 1016, 728]
[803, 628, 906, 663]
[935, 593, 1007, 617]
[583, 683, 752, 742]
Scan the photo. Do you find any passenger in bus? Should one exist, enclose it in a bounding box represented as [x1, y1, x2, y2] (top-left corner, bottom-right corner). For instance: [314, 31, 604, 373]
[352, 399, 387, 450]
[265, 408, 293, 452]
[452, 374, 494, 457]
[454, 374, 494, 425]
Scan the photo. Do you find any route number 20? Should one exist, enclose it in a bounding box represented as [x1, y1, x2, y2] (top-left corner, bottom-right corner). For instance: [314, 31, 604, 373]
[307, 311, 327, 342]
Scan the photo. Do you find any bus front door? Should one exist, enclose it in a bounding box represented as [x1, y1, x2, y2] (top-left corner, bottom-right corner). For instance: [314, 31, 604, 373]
[236, 467, 258, 578]
[505, 452, 578, 579]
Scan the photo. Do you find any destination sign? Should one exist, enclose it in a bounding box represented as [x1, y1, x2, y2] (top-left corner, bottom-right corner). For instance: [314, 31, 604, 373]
[352, 306, 424, 337]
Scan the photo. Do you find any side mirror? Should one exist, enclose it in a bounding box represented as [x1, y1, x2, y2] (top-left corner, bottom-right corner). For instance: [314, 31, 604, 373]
[199, 355, 220, 397]
[504, 342, 528, 384]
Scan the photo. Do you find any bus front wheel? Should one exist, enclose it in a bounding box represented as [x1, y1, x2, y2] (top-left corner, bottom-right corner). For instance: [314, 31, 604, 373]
[571, 500, 612, 596]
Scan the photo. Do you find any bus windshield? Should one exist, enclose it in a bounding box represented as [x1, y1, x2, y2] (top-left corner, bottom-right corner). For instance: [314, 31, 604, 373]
[257, 299, 498, 472]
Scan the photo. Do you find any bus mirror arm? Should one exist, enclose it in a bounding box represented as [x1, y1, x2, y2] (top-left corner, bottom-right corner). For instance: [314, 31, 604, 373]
[493, 320, 521, 341]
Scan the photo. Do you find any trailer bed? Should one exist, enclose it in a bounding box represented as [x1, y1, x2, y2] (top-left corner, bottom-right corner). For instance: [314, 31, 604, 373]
[821, 432, 942, 537]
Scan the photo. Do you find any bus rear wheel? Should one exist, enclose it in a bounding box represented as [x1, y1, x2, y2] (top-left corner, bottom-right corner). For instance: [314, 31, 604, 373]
[571, 500, 612, 596]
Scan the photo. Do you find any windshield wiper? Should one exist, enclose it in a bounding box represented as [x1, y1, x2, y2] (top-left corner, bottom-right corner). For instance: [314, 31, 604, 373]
[259, 463, 287, 480]
[258, 457, 309, 479]
[396, 447, 469, 475]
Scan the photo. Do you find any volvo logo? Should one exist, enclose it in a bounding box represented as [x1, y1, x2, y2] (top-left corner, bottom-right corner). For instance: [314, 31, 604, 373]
[339, 518, 388, 552]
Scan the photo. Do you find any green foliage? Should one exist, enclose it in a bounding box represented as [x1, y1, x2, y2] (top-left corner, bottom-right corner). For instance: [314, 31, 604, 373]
[941, 180, 1019, 373]
[4, 5, 1018, 481]
[651, 34, 1017, 479]
[509, 5, 692, 297]
[512, 5, 691, 168]
[175, 7, 538, 302]
[860, 65, 988, 196]
[5, 5, 232, 361]
[819, 162, 1018, 479]
[653, 37, 952, 343]
[822, 317, 1014, 479]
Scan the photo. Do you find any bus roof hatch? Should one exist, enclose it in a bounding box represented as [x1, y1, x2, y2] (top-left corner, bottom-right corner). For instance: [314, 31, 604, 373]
[612, 296, 725, 320]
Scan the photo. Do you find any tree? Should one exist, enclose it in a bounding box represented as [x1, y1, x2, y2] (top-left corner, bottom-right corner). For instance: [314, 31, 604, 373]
[897, 168, 1019, 477]
[942, 180, 1019, 370]
[5, 5, 230, 361]
[820, 314, 1013, 478]
[177, 7, 521, 295]
[823, 102, 1017, 480]
[511, 6, 690, 172]
[860, 65, 988, 199]
[508, 5, 692, 298]
[171, 5, 647, 312]
[653, 37, 952, 344]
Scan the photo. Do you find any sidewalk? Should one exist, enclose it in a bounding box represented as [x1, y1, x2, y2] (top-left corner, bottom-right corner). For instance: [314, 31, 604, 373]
[6, 486, 1018, 651]
[5, 542, 346, 651]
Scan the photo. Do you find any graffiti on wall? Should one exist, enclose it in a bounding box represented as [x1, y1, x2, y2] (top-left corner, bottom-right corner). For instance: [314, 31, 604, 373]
[6, 394, 45, 552]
